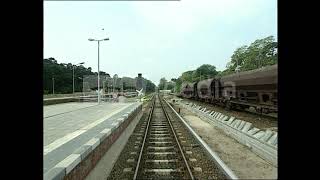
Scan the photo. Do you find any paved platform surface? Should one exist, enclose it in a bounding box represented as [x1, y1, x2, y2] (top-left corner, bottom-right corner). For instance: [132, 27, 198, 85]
[43, 102, 138, 174]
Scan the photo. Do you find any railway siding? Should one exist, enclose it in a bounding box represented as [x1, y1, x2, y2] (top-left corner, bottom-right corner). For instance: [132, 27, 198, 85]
[177, 100, 278, 167]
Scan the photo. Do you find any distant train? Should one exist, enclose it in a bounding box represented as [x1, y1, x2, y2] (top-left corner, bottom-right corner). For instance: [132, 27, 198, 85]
[179, 64, 277, 114]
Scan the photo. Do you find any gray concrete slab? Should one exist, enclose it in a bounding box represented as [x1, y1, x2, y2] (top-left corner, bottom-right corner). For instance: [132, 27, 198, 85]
[44, 102, 132, 146]
[43, 102, 98, 118]
[43, 102, 139, 174]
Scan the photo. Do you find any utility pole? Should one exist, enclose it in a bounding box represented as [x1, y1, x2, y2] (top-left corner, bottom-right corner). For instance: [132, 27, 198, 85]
[73, 62, 85, 94]
[52, 77, 55, 95]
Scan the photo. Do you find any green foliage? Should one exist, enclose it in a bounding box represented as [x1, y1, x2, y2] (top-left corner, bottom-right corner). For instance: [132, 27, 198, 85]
[158, 77, 175, 91]
[224, 36, 277, 74]
[166, 82, 175, 90]
[171, 64, 218, 92]
[44, 58, 99, 94]
[171, 36, 277, 91]
[145, 79, 156, 93]
[44, 57, 156, 95]
[180, 71, 194, 82]
[192, 64, 218, 82]
[158, 78, 167, 90]
[171, 78, 182, 93]
[43, 57, 106, 94]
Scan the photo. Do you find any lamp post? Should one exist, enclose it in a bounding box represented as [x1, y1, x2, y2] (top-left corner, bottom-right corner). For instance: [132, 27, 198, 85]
[235, 59, 240, 73]
[88, 37, 109, 104]
[52, 77, 55, 95]
[73, 62, 85, 94]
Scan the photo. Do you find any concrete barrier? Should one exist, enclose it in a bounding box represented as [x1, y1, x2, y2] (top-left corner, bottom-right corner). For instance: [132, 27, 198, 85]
[44, 103, 143, 180]
[267, 133, 278, 146]
[237, 120, 246, 130]
[241, 122, 252, 133]
[179, 101, 277, 167]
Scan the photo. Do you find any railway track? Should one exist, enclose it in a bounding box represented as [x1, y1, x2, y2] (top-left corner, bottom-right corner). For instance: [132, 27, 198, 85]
[107, 94, 235, 179]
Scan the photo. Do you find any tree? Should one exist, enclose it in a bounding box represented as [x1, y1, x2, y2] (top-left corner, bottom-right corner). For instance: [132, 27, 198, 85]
[158, 78, 167, 90]
[224, 36, 278, 74]
[192, 64, 218, 82]
[166, 81, 175, 91]
[170, 35, 277, 92]
[180, 71, 194, 82]
[145, 79, 156, 93]
[171, 78, 182, 93]
[171, 64, 218, 93]
[43, 58, 95, 94]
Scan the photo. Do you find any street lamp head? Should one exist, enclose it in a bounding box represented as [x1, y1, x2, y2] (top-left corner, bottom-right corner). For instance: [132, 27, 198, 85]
[79, 62, 85, 65]
[104, 38, 109, 41]
[88, 38, 95, 41]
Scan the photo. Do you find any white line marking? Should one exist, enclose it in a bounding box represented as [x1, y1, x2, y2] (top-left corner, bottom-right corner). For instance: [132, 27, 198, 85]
[44, 130, 86, 155]
[44, 103, 133, 156]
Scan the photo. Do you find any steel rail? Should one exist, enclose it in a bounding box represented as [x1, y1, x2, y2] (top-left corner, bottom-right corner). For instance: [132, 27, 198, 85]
[133, 95, 155, 180]
[164, 98, 239, 179]
[158, 95, 195, 180]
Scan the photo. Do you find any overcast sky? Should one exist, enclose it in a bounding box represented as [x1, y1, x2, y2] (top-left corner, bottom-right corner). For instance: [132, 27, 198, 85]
[44, 0, 277, 85]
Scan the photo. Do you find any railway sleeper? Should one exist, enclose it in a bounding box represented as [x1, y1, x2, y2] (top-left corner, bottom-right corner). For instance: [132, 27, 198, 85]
[146, 152, 177, 159]
[145, 159, 179, 164]
[192, 167, 202, 173]
[150, 126, 168, 129]
[151, 122, 168, 124]
[150, 128, 169, 130]
[126, 158, 135, 163]
[149, 133, 171, 137]
[139, 171, 182, 180]
[132, 133, 144, 136]
[143, 168, 181, 175]
[123, 168, 133, 173]
[148, 137, 172, 140]
[147, 146, 175, 150]
[150, 130, 169, 134]
[185, 151, 192, 155]
[148, 141, 173, 145]
[147, 151, 177, 155]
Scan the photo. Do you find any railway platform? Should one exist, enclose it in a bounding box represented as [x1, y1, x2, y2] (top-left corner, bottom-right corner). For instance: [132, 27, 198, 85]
[43, 101, 142, 179]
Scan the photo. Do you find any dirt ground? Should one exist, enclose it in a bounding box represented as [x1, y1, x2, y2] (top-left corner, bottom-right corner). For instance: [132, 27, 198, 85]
[166, 94, 277, 132]
[179, 107, 277, 179]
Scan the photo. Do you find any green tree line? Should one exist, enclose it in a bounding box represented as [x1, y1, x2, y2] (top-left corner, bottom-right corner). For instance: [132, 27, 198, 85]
[44, 57, 156, 94]
[158, 78, 175, 91]
[44, 58, 96, 94]
[145, 79, 156, 93]
[171, 36, 278, 93]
